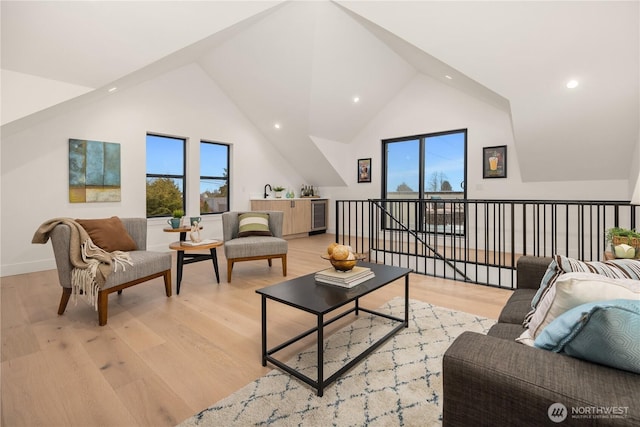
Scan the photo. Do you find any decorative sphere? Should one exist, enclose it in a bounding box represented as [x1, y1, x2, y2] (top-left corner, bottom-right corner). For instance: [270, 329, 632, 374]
[331, 245, 350, 261]
[327, 242, 338, 256]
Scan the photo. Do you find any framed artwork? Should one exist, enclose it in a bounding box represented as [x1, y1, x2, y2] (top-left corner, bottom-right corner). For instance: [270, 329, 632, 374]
[483, 145, 507, 178]
[358, 158, 371, 183]
[69, 139, 121, 202]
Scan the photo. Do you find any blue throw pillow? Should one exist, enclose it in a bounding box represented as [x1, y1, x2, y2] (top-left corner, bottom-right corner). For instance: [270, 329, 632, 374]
[534, 299, 640, 374]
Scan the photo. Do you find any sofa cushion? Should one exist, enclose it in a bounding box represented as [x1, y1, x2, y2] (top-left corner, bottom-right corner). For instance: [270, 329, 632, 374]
[76, 216, 138, 252]
[517, 272, 640, 346]
[523, 255, 640, 327]
[103, 250, 171, 290]
[487, 323, 526, 340]
[224, 236, 287, 258]
[534, 299, 640, 374]
[237, 212, 272, 237]
[498, 289, 537, 324]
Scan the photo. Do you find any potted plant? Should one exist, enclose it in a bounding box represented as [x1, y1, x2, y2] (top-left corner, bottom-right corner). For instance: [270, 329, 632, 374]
[606, 227, 640, 259]
[168, 209, 184, 229]
[272, 186, 285, 198]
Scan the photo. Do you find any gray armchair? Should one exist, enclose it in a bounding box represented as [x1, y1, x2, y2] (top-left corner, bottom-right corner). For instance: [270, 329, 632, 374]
[48, 218, 172, 325]
[222, 211, 288, 282]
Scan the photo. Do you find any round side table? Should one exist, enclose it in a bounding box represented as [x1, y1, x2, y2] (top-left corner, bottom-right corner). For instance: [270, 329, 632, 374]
[169, 240, 223, 294]
[163, 225, 201, 242]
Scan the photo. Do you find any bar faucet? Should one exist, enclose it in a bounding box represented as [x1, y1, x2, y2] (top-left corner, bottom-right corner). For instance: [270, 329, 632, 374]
[264, 184, 272, 199]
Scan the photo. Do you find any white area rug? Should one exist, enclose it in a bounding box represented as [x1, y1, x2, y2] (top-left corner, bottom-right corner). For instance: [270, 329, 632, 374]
[178, 298, 494, 426]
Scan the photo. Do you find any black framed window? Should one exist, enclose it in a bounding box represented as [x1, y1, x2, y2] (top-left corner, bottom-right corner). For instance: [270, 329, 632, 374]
[146, 134, 185, 217]
[382, 129, 467, 232]
[200, 141, 230, 214]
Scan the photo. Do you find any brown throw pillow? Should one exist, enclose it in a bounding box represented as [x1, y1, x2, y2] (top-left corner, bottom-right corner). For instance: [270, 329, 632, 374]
[76, 216, 138, 252]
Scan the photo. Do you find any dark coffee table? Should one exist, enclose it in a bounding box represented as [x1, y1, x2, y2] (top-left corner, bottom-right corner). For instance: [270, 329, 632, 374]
[255, 262, 412, 396]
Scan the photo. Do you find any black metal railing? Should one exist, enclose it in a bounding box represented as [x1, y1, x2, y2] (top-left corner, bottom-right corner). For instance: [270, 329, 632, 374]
[334, 199, 639, 288]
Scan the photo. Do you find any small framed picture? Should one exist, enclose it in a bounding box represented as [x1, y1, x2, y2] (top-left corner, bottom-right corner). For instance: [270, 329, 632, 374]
[483, 145, 507, 178]
[358, 158, 371, 183]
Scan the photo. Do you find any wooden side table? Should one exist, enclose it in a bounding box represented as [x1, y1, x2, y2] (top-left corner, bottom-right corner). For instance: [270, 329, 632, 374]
[163, 225, 201, 242]
[169, 240, 223, 294]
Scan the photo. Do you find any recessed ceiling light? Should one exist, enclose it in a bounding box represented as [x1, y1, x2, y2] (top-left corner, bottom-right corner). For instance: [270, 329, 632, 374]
[566, 80, 579, 89]
[353, 96, 360, 103]
[108, 87, 117, 93]
[274, 123, 281, 129]
[445, 75, 453, 80]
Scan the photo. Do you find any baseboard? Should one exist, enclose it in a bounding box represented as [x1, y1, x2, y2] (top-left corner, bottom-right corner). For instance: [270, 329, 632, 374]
[309, 229, 327, 236]
[1, 258, 57, 277]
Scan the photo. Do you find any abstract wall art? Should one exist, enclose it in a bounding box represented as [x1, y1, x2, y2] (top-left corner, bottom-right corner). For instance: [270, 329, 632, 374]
[69, 139, 121, 202]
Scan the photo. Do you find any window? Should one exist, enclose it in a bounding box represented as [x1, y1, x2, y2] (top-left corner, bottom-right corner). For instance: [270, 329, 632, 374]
[423, 131, 466, 197]
[146, 134, 185, 217]
[200, 141, 230, 214]
[383, 129, 466, 232]
[384, 137, 421, 198]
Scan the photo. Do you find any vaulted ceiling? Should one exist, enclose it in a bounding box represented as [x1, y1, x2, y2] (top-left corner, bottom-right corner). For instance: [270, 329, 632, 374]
[2, 1, 638, 186]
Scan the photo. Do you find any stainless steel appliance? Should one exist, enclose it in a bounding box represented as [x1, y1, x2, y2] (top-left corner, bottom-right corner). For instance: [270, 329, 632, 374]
[310, 199, 327, 233]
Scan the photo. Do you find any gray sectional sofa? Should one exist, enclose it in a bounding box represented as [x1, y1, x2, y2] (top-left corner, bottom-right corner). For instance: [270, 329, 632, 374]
[442, 256, 640, 426]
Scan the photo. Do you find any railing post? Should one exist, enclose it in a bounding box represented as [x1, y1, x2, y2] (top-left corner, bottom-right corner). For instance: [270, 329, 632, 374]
[334, 200, 339, 244]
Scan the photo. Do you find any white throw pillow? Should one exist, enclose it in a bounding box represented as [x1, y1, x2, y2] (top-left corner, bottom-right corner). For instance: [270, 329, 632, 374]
[517, 272, 640, 346]
[523, 255, 640, 328]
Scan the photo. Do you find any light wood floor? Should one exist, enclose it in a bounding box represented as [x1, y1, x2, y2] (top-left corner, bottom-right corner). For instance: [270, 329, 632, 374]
[1, 233, 511, 427]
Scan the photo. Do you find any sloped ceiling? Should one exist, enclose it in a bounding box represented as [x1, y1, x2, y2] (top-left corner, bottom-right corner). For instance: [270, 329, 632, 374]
[197, 1, 419, 185]
[340, 1, 639, 183]
[0, 0, 282, 87]
[1, 1, 638, 186]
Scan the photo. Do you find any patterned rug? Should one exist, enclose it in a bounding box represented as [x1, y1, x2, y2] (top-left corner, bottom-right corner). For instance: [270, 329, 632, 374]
[178, 298, 494, 427]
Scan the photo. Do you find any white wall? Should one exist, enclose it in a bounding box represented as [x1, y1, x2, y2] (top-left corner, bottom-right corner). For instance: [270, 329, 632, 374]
[631, 129, 640, 204]
[1, 63, 303, 276]
[320, 74, 630, 231]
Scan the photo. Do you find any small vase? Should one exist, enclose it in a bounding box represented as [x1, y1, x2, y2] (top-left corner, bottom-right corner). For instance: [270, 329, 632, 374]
[275, 191, 283, 198]
[167, 218, 181, 229]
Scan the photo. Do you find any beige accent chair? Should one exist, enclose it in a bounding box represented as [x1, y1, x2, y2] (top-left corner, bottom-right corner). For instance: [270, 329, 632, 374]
[222, 211, 288, 282]
[49, 218, 172, 325]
